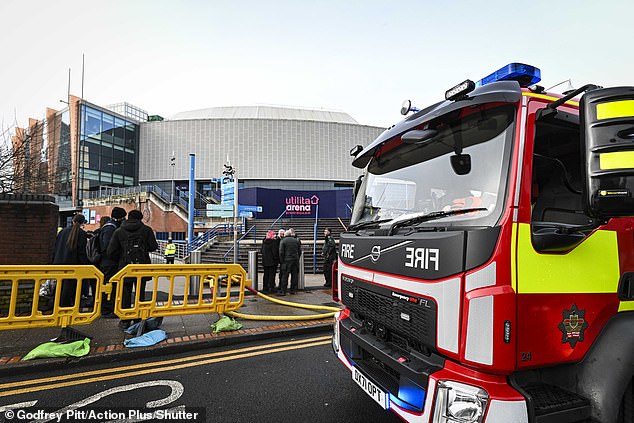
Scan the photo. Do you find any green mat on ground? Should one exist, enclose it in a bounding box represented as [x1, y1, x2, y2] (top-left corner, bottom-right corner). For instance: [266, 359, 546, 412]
[22, 338, 91, 361]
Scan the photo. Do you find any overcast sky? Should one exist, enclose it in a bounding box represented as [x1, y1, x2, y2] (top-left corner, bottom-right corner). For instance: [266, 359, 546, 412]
[1, 0, 633, 130]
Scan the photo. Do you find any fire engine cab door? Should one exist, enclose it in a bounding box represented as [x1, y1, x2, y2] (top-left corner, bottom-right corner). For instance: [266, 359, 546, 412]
[581, 86, 634, 218]
[515, 97, 622, 369]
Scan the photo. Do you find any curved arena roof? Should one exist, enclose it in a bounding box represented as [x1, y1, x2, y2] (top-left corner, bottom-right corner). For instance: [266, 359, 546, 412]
[170, 105, 358, 124]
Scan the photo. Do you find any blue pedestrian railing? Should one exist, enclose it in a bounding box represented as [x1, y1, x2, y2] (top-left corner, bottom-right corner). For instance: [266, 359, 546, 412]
[269, 210, 287, 230]
[187, 223, 236, 253]
[223, 224, 256, 263]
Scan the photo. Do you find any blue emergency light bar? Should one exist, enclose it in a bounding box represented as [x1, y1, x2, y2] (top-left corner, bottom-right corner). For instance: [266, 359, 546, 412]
[445, 62, 542, 101]
[475, 63, 541, 88]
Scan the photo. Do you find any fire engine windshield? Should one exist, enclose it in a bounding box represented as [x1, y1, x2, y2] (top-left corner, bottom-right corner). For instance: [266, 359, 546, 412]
[351, 103, 516, 229]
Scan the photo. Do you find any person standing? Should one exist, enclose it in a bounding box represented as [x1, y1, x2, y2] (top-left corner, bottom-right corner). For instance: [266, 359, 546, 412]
[96, 207, 127, 318]
[164, 238, 176, 264]
[321, 228, 337, 288]
[52, 214, 90, 307]
[279, 228, 301, 295]
[275, 228, 285, 291]
[260, 230, 279, 294]
[98, 215, 110, 228]
[107, 209, 158, 329]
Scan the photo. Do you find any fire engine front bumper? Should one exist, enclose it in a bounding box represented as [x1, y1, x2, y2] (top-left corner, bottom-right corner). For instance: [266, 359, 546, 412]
[333, 311, 529, 423]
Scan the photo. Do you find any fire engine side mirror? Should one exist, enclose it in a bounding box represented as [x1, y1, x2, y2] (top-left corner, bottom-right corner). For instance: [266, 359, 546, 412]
[580, 86, 634, 218]
[531, 223, 588, 252]
[350, 145, 363, 157]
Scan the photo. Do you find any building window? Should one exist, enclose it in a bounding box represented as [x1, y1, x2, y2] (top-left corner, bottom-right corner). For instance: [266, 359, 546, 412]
[78, 104, 139, 200]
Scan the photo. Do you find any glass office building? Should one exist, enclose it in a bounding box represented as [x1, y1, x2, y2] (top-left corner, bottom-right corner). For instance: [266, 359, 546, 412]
[78, 103, 139, 202]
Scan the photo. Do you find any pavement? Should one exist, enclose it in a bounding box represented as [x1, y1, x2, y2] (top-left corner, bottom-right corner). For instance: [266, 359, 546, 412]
[0, 273, 338, 376]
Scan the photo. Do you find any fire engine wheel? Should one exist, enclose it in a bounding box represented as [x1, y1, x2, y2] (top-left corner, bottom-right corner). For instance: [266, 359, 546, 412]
[618, 378, 633, 423]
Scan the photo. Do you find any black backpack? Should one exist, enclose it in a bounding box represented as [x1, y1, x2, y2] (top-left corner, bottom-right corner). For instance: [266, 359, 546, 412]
[86, 231, 102, 264]
[86, 222, 116, 264]
[124, 231, 147, 264]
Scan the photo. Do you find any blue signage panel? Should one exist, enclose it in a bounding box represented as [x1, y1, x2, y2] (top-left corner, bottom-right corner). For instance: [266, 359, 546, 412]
[207, 210, 234, 218]
[207, 204, 233, 211]
[238, 188, 352, 219]
[238, 205, 263, 213]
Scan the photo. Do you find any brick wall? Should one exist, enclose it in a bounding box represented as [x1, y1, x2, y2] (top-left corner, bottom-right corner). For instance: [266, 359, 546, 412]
[84, 201, 187, 234]
[0, 194, 58, 265]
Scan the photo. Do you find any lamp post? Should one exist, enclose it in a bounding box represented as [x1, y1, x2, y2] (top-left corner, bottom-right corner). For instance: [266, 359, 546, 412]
[170, 151, 175, 203]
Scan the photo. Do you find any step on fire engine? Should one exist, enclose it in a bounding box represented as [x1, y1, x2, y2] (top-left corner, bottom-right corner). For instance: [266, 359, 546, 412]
[331, 63, 633, 423]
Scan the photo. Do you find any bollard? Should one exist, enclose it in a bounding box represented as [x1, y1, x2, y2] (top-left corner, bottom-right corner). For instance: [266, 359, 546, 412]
[189, 250, 201, 296]
[298, 252, 305, 290]
[248, 250, 259, 291]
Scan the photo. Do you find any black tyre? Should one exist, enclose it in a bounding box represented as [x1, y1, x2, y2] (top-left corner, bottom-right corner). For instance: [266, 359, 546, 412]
[618, 378, 633, 423]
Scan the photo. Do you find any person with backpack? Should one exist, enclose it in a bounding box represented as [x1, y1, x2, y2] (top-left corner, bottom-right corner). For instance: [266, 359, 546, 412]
[90, 207, 127, 318]
[107, 209, 158, 330]
[52, 214, 90, 307]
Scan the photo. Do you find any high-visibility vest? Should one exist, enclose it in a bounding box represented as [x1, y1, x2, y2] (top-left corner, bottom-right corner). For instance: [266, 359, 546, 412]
[165, 243, 176, 256]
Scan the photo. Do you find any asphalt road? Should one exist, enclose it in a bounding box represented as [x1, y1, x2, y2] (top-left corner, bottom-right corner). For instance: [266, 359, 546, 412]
[0, 333, 400, 423]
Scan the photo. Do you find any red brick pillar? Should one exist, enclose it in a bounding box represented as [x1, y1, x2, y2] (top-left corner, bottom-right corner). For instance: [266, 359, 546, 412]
[0, 194, 58, 264]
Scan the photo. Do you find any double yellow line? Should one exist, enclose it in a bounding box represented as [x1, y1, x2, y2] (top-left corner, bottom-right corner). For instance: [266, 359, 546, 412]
[0, 335, 331, 398]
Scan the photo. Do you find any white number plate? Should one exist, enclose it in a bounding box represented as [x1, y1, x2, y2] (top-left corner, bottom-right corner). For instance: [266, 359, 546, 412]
[352, 367, 389, 409]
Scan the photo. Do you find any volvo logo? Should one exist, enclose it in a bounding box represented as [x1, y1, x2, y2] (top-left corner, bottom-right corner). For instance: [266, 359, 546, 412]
[370, 245, 381, 262]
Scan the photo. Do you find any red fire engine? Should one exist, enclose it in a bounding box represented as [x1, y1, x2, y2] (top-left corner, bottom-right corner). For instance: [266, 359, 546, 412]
[332, 63, 633, 423]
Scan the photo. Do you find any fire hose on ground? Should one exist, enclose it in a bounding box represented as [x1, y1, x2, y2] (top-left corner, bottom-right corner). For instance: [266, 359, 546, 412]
[224, 285, 341, 321]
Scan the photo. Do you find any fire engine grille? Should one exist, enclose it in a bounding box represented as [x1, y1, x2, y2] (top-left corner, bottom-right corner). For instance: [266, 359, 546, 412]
[341, 279, 437, 349]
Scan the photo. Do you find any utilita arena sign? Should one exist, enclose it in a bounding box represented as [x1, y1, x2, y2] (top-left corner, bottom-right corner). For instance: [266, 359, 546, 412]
[286, 195, 320, 215]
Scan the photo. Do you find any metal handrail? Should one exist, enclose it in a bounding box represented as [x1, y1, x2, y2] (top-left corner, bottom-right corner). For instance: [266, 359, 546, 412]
[223, 224, 256, 263]
[187, 223, 234, 252]
[208, 190, 221, 203]
[269, 209, 287, 230]
[152, 185, 171, 203]
[195, 190, 214, 206]
[157, 240, 189, 260]
[88, 184, 171, 201]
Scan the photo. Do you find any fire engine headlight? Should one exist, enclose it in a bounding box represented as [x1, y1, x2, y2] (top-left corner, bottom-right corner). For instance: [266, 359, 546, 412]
[433, 381, 488, 423]
[332, 311, 341, 353]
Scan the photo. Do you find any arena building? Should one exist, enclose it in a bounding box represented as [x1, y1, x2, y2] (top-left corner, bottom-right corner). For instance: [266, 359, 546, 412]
[12, 98, 384, 228]
[140, 105, 384, 197]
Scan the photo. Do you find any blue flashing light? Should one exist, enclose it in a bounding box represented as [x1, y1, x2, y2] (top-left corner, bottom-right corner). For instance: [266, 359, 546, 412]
[476, 63, 541, 88]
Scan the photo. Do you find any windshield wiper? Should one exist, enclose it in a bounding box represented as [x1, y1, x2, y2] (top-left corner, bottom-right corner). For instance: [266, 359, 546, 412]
[388, 208, 487, 235]
[348, 218, 393, 232]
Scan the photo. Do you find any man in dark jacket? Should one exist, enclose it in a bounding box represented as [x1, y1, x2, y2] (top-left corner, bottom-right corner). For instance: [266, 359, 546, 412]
[97, 207, 127, 317]
[321, 228, 337, 288]
[260, 230, 279, 294]
[275, 228, 285, 290]
[279, 228, 302, 295]
[107, 209, 158, 329]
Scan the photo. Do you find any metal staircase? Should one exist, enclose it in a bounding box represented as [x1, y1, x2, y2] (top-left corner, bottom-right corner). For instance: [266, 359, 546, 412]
[199, 217, 349, 273]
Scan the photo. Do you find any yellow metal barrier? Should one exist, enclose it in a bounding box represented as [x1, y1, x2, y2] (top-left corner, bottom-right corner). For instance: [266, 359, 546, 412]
[107, 264, 249, 321]
[0, 265, 104, 330]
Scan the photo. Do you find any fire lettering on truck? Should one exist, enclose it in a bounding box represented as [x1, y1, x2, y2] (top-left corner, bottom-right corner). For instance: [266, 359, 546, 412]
[404, 247, 439, 271]
[341, 243, 355, 259]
